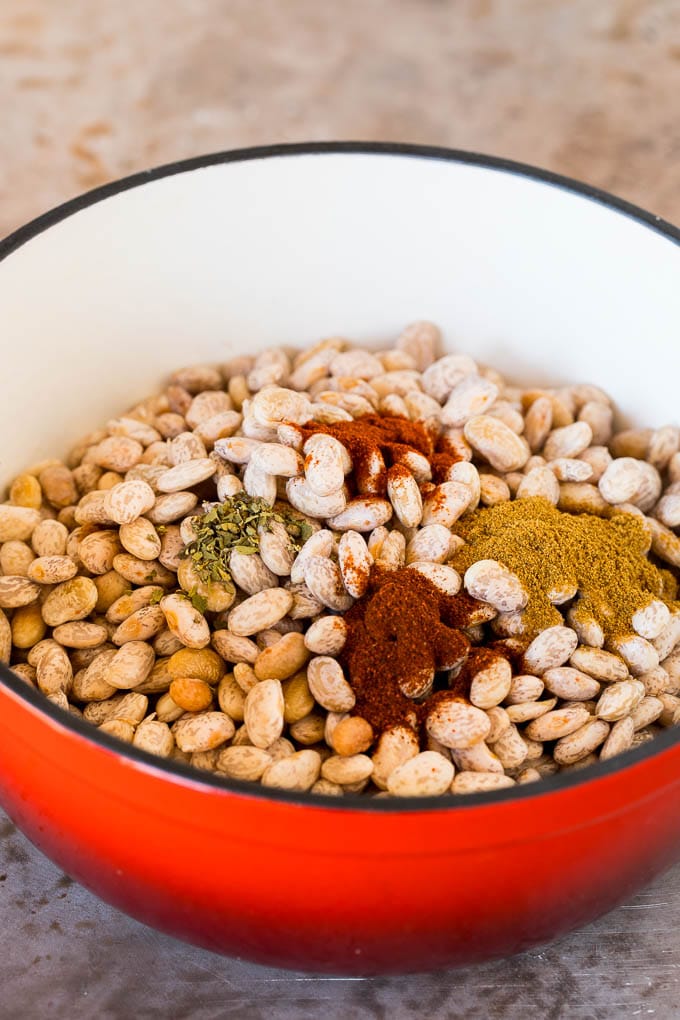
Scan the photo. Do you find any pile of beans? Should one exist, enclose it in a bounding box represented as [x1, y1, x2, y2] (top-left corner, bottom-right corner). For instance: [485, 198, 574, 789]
[1, 321, 680, 798]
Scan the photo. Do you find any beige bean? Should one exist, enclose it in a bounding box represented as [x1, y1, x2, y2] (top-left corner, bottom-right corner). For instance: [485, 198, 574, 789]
[289, 529, 334, 585]
[173, 712, 235, 753]
[370, 725, 419, 789]
[504, 674, 544, 704]
[595, 679, 645, 721]
[257, 521, 296, 577]
[147, 491, 198, 524]
[289, 711, 326, 745]
[600, 716, 635, 760]
[118, 518, 162, 561]
[386, 465, 423, 528]
[216, 674, 246, 721]
[386, 751, 454, 796]
[421, 353, 477, 402]
[161, 593, 211, 648]
[155, 692, 185, 723]
[549, 458, 593, 482]
[99, 719, 136, 743]
[106, 585, 163, 623]
[233, 662, 259, 693]
[485, 706, 511, 743]
[26, 555, 77, 585]
[337, 531, 372, 599]
[304, 615, 347, 656]
[543, 667, 601, 701]
[217, 745, 272, 781]
[553, 719, 610, 764]
[543, 421, 593, 461]
[330, 716, 374, 756]
[261, 749, 322, 791]
[599, 458, 661, 511]
[426, 696, 490, 750]
[227, 588, 294, 636]
[452, 771, 515, 794]
[156, 458, 216, 493]
[108, 691, 149, 725]
[212, 630, 259, 665]
[285, 476, 346, 519]
[516, 467, 560, 505]
[490, 724, 528, 769]
[228, 550, 278, 596]
[303, 434, 347, 496]
[464, 559, 528, 614]
[469, 655, 512, 709]
[53, 621, 108, 648]
[405, 524, 451, 565]
[9, 603, 45, 649]
[631, 601, 671, 641]
[522, 626, 579, 675]
[112, 605, 166, 645]
[112, 554, 175, 587]
[31, 519, 68, 557]
[464, 415, 529, 472]
[92, 436, 143, 472]
[321, 754, 374, 785]
[254, 632, 310, 680]
[570, 646, 629, 682]
[0, 505, 41, 542]
[36, 643, 73, 696]
[421, 481, 473, 528]
[9, 473, 43, 509]
[279, 671, 314, 724]
[303, 556, 353, 611]
[406, 562, 461, 595]
[307, 656, 355, 712]
[105, 641, 155, 690]
[630, 696, 664, 730]
[244, 678, 285, 748]
[607, 634, 659, 676]
[41, 577, 98, 626]
[0, 540, 35, 577]
[505, 698, 558, 723]
[77, 530, 121, 574]
[104, 480, 156, 525]
[71, 648, 118, 701]
[525, 704, 591, 741]
[132, 719, 174, 758]
[0, 575, 40, 609]
[451, 742, 503, 774]
[325, 497, 392, 533]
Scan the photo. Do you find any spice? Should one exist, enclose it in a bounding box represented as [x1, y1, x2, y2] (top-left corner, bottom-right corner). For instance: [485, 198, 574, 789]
[342, 568, 471, 732]
[299, 415, 434, 495]
[183, 492, 312, 584]
[452, 496, 678, 639]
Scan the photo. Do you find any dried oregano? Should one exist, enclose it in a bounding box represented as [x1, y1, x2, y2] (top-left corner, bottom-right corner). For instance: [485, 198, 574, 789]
[183, 492, 313, 584]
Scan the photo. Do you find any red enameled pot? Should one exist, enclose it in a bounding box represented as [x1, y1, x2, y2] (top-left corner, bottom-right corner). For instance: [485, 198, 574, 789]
[1, 144, 679, 974]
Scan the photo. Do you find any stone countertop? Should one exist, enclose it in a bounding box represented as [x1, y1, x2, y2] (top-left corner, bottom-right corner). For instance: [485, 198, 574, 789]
[2, 1, 680, 1017]
[1, 0, 679, 240]
[2, 813, 680, 1019]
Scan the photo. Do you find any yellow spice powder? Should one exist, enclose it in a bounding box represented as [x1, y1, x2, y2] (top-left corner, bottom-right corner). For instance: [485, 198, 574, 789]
[452, 497, 678, 639]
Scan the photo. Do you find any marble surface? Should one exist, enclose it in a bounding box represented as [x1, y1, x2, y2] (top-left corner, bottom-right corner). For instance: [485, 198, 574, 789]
[2, 1, 680, 1017]
[2, 813, 680, 1019]
[1, 0, 680, 241]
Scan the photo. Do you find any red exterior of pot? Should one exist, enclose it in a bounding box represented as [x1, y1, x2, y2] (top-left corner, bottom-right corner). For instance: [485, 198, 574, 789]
[2, 678, 680, 975]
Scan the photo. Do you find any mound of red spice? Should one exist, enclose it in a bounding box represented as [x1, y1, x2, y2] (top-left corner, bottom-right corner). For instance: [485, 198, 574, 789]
[341, 567, 474, 733]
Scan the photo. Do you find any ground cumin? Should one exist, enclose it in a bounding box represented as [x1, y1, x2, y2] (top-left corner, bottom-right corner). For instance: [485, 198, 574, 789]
[452, 496, 678, 639]
[341, 567, 471, 732]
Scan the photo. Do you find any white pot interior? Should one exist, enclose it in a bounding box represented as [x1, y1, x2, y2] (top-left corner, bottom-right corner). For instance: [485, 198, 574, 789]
[1, 150, 678, 486]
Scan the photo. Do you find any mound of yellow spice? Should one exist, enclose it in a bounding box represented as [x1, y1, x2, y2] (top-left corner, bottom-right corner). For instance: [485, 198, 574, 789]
[452, 497, 678, 639]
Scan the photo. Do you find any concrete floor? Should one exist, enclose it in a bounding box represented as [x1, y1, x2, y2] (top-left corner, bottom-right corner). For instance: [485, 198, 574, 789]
[2, 1, 680, 1017]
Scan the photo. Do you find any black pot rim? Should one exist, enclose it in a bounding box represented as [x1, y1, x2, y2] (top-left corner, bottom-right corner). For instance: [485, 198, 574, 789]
[1, 140, 679, 815]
